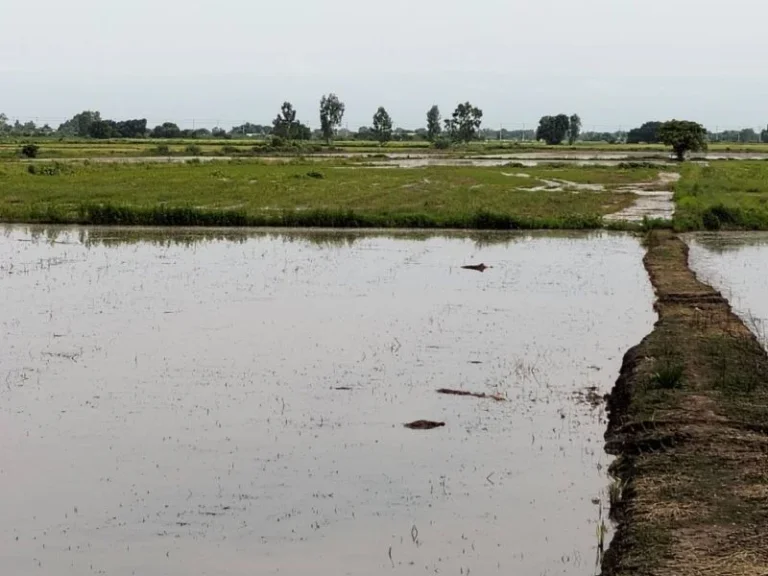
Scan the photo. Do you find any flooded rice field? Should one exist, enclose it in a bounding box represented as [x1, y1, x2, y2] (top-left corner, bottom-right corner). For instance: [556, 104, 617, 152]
[687, 232, 768, 349]
[0, 227, 656, 575]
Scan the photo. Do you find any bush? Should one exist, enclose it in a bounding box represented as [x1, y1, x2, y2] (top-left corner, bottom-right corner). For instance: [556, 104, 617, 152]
[270, 136, 286, 148]
[153, 144, 171, 155]
[650, 361, 685, 389]
[433, 138, 451, 150]
[185, 144, 202, 156]
[221, 145, 239, 155]
[27, 162, 72, 176]
[21, 144, 40, 158]
[306, 171, 324, 179]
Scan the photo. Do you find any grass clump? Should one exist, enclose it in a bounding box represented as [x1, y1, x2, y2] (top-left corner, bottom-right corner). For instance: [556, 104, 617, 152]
[649, 361, 685, 389]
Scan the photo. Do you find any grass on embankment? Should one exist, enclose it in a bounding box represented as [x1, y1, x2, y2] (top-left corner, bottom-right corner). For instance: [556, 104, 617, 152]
[0, 161, 661, 229]
[602, 231, 768, 576]
[673, 161, 768, 230]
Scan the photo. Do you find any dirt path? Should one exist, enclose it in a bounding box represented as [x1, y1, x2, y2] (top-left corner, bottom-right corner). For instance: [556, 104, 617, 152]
[604, 172, 680, 222]
[602, 231, 768, 575]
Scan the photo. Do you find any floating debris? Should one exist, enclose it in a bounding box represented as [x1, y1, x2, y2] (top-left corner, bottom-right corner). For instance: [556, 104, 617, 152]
[461, 263, 490, 273]
[404, 420, 445, 430]
[437, 388, 505, 401]
[334, 386, 352, 391]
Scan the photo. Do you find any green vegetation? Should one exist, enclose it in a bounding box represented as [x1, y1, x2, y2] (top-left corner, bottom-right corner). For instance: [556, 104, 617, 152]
[319, 94, 345, 144]
[372, 107, 393, 145]
[658, 120, 708, 161]
[673, 162, 768, 230]
[0, 161, 663, 228]
[444, 102, 483, 143]
[426, 105, 442, 143]
[536, 114, 582, 146]
[603, 232, 768, 575]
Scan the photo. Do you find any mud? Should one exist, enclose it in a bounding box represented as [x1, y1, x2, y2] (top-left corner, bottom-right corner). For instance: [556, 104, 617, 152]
[604, 172, 680, 222]
[0, 226, 655, 576]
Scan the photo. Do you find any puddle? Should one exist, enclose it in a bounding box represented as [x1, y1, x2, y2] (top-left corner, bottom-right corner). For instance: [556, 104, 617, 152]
[604, 172, 680, 222]
[0, 226, 656, 576]
[686, 232, 768, 348]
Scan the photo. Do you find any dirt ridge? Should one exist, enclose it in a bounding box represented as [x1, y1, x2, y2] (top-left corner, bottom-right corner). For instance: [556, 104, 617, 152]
[601, 231, 768, 576]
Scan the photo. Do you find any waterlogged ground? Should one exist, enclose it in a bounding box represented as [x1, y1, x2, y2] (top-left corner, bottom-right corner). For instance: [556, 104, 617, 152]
[687, 232, 768, 348]
[0, 227, 655, 576]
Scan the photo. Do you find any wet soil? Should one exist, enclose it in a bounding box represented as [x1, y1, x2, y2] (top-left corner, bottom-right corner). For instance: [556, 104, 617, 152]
[602, 231, 768, 575]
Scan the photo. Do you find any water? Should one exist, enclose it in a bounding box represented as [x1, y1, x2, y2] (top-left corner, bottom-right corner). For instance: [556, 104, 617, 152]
[0, 226, 655, 576]
[686, 232, 768, 348]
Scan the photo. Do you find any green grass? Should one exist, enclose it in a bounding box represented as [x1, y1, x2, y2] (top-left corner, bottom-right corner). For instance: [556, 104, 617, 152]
[4, 138, 768, 160]
[673, 161, 768, 230]
[0, 161, 661, 229]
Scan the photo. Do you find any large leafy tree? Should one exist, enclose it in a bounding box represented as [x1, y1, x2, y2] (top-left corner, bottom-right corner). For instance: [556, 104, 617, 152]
[372, 106, 393, 145]
[444, 102, 483, 144]
[272, 102, 299, 139]
[535, 114, 570, 145]
[58, 111, 102, 137]
[568, 114, 582, 145]
[150, 122, 182, 138]
[319, 93, 345, 144]
[626, 121, 663, 144]
[658, 120, 708, 161]
[426, 105, 442, 142]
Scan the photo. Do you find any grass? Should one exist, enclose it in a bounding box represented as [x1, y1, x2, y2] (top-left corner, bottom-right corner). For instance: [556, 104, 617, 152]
[0, 161, 663, 229]
[673, 161, 768, 230]
[603, 231, 768, 576]
[4, 138, 768, 160]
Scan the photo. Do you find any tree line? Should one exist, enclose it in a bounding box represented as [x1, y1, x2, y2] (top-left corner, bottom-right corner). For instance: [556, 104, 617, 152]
[2, 104, 766, 149]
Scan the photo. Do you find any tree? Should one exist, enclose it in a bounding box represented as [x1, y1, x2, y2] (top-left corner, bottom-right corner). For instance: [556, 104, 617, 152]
[272, 102, 297, 139]
[426, 105, 442, 142]
[568, 114, 582, 145]
[739, 128, 759, 143]
[626, 121, 662, 144]
[761, 125, 768, 144]
[658, 120, 708, 161]
[535, 114, 570, 145]
[150, 122, 182, 138]
[88, 120, 118, 139]
[444, 102, 483, 143]
[319, 93, 345, 144]
[57, 111, 102, 137]
[372, 106, 393, 145]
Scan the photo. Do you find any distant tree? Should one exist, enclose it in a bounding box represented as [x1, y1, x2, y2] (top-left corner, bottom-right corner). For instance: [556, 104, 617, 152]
[444, 102, 483, 144]
[658, 120, 708, 161]
[115, 119, 147, 138]
[211, 127, 227, 138]
[319, 93, 345, 145]
[739, 128, 759, 143]
[535, 114, 570, 145]
[356, 126, 373, 140]
[372, 106, 393, 145]
[272, 102, 297, 139]
[568, 114, 582, 145]
[150, 122, 182, 138]
[762, 125, 768, 143]
[230, 123, 270, 137]
[626, 121, 663, 144]
[426, 105, 442, 142]
[88, 120, 118, 139]
[58, 111, 102, 137]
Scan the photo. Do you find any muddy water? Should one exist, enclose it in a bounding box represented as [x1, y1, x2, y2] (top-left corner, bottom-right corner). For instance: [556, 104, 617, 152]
[687, 232, 768, 348]
[0, 227, 655, 576]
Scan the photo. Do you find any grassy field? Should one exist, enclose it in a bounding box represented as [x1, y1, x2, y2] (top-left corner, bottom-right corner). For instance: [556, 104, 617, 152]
[3, 138, 768, 160]
[603, 231, 768, 575]
[673, 162, 768, 230]
[0, 161, 663, 229]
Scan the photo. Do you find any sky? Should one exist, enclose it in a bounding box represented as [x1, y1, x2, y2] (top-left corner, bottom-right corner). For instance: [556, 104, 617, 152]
[2, 0, 767, 131]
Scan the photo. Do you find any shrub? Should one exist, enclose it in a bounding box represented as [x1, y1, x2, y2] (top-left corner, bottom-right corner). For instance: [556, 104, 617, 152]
[21, 144, 40, 158]
[153, 144, 171, 155]
[306, 171, 324, 179]
[650, 361, 685, 389]
[270, 136, 286, 148]
[433, 138, 451, 150]
[185, 144, 202, 156]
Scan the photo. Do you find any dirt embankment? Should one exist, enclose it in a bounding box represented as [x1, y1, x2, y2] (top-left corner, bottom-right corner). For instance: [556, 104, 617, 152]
[602, 231, 768, 576]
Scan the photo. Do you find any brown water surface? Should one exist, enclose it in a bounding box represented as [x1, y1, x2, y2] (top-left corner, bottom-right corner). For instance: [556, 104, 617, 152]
[0, 227, 655, 576]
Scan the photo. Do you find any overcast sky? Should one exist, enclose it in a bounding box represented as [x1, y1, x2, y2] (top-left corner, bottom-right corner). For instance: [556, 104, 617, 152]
[2, 0, 767, 130]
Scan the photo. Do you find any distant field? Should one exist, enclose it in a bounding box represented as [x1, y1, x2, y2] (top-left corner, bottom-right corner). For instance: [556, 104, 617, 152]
[3, 138, 768, 160]
[0, 161, 663, 229]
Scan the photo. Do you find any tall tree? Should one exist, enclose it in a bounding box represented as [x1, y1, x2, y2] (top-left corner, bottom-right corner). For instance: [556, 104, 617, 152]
[272, 102, 298, 139]
[426, 105, 442, 142]
[57, 111, 102, 137]
[568, 114, 582, 145]
[535, 114, 570, 145]
[761, 125, 768, 144]
[319, 93, 345, 145]
[372, 106, 393, 145]
[444, 102, 483, 144]
[658, 120, 708, 161]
